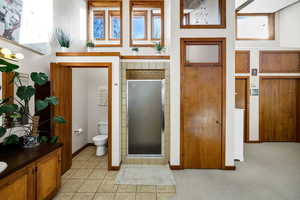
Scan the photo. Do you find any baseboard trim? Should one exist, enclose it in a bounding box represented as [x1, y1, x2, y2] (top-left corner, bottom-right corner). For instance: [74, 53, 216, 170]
[168, 162, 183, 170]
[223, 166, 236, 170]
[245, 140, 261, 143]
[109, 161, 122, 171]
[72, 143, 94, 158]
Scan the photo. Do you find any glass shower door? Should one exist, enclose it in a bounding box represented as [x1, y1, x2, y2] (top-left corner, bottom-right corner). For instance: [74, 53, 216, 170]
[127, 80, 164, 155]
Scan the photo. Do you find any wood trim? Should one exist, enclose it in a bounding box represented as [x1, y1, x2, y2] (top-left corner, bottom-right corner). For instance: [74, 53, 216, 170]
[168, 162, 183, 170]
[180, 38, 227, 170]
[224, 166, 236, 170]
[72, 143, 94, 158]
[246, 140, 261, 143]
[56, 52, 120, 57]
[129, 0, 165, 47]
[259, 51, 300, 73]
[180, 0, 226, 29]
[52, 62, 116, 171]
[236, 13, 275, 40]
[235, 76, 250, 143]
[259, 76, 300, 142]
[120, 55, 170, 59]
[235, 50, 250, 73]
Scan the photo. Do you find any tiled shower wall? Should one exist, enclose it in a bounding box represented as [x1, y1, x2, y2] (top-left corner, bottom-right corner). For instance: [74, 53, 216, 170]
[121, 62, 171, 164]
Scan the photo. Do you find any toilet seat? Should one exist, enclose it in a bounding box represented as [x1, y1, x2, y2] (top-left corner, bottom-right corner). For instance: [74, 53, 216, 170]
[93, 135, 108, 141]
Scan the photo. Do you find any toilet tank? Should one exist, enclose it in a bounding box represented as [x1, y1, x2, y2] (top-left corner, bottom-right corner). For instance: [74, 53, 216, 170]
[98, 122, 108, 135]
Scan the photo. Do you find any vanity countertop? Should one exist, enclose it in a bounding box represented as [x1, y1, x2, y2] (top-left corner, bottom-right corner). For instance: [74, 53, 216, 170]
[0, 143, 63, 179]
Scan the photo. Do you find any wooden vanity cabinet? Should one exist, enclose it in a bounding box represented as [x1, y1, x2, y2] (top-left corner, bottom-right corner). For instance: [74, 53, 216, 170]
[0, 147, 61, 200]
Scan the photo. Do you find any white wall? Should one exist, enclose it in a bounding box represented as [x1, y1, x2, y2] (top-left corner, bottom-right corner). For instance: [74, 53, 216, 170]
[169, 0, 236, 167]
[279, 2, 300, 48]
[72, 69, 88, 153]
[87, 68, 108, 143]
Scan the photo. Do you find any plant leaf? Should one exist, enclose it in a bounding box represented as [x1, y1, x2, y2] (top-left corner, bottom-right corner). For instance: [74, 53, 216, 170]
[0, 127, 7, 137]
[0, 59, 19, 72]
[36, 100, 49, 112]
[50, 136, 58, 144]
[16, 86, 36, 100]
[45, 96, 58, 105]
[40, 136, 48, 143]
[31, 72, 48, 86]
[0, 104, 18, 115]
[53, 116, 66, 124]
[3, 134, 19, 145]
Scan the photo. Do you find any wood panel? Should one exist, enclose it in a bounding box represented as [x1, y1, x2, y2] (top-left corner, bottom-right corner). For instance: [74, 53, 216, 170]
[51, 63, 72, 174]
[235, 77, 249, 142]
[36, 149, 61, 200]
[235, 51, 250, 73]
[260, 51, 300, 73]
[260, 77, 300, 142]
[181, 38, 226, 169]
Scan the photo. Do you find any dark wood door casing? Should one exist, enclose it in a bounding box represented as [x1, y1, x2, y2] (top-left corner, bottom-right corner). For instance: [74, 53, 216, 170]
[180, 38, 226, 169]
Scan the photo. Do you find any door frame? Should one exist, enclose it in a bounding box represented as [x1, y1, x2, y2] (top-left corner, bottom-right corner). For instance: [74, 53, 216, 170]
[235, 76, 250, 143]
[51, 62, 113, 171]
[180, 38, 227, 169]
[259, 76, 300, 142]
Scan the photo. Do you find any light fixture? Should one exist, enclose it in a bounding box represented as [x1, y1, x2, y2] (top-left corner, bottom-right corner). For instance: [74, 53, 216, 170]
[0, 48, 12, 56]
[12, 53, 24, 60]
[0, 48, 24, 61]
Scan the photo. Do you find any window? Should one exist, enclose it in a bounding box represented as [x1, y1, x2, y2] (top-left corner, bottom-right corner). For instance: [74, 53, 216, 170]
[130, 1, 164, 47]
[93, 11, 105, 40]
[236, 14, 275, 40]
[180, 0, 226, 28]
[151, 10, 161, 40]
[88, 0, 122, 47]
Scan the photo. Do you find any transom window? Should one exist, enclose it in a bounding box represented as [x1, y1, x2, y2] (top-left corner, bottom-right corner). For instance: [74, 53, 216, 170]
[88, 0, 122, 47]
[236, 13, 275, 40]
[130, 1, 164, 47]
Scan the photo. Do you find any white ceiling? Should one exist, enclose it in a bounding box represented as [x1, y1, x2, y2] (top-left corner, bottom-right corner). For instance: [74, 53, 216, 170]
[237, 0, 299, 13]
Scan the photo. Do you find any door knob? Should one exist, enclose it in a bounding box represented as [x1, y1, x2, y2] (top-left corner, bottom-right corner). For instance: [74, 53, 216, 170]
[216, 120, 222, 125]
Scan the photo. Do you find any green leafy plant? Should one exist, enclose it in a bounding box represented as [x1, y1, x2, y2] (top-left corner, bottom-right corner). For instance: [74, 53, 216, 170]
[55, 28, 71, 48]
[132, 47, 139, 52]
[86, 41, 95, 48]
[0, 59, 66, 145]
[154, 42, 165, 54]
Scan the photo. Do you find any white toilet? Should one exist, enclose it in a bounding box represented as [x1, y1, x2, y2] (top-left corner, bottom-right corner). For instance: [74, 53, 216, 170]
[92, 122, 108, 156]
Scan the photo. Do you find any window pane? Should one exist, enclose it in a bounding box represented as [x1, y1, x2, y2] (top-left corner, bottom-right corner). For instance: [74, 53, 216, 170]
[132, 16, 145, 39]
[183, 0, 221, 25]
[152, 15, 161, 39]
[186, 45, 219, 63]
[237, 16, 269, 39]
[111, 16, 121, 39]
[93, 12, 104, 40]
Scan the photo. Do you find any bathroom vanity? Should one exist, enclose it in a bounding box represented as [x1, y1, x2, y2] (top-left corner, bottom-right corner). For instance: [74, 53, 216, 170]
[0, 143, 62, 200]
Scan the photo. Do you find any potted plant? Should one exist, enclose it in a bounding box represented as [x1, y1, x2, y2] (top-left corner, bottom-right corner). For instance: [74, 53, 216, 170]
[55, 28, 71, 52]
[154, 42, 165, 55]
[0, 58, 66, 148]
[132, 47, 139, 55]
[86, 41, 95, 52]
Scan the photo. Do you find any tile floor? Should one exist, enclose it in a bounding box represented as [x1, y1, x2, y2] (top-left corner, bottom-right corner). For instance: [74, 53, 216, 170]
[53, 146, 176, 200]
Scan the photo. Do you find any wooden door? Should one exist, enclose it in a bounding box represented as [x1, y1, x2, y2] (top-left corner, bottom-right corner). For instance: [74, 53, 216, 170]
[36, 149, 61, 200]
[235, 78, 249, 142]
[235, 51, 250, 73]
[0, 166, 35, 200]
[51, 63, 72, 174]
[260, 51, 300, 73]
[181, 38, 225, 169]
[260, 78, 299, 142]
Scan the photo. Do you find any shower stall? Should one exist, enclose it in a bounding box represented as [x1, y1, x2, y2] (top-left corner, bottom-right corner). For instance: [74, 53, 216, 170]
[127, 80, 165, 156]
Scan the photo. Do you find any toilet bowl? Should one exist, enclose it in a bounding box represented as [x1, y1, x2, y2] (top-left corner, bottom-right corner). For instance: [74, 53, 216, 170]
[92, 122, 108, 156]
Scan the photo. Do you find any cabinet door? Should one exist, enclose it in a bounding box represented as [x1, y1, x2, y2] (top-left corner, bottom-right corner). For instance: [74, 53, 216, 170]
[36, 149, 61, 200]
[0, 166, 35, 200]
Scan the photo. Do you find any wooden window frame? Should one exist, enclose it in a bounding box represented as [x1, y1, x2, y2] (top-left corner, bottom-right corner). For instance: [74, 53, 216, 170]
[132, 11, 148, 41]
[87, 0, 123, 47]
[151, 11, 161, 40]
[108, 10, 121, 40]
[180, 0, 226, 29]
[236, 13, 275, 40]
[93, 10, 106, 40]
[129, 0, 165, 47]
[183, 41, 223, 67]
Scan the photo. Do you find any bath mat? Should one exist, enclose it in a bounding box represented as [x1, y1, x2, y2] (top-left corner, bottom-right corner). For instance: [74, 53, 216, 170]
[115, 164, 176, 186]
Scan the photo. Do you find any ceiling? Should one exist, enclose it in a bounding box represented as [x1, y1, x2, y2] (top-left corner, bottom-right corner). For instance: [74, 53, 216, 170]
[237, 0, 300, 13]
